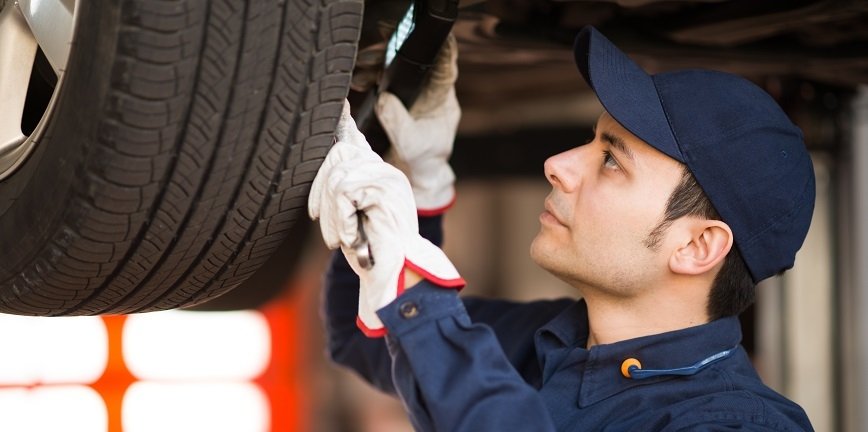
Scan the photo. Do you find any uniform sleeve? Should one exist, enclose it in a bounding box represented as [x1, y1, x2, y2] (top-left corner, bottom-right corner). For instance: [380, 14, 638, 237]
[321, 215, 447, 395]
[670, 422, 807, 431]
[323, 250, 396, 393]
[662, 418, 814, 432]
[378, 282, 557, 432]
[661, 398, 813, 432]
[323, 213, 570, 415]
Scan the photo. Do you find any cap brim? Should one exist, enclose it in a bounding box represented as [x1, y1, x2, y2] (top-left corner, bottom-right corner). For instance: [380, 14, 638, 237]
[573, 27, 683, 163]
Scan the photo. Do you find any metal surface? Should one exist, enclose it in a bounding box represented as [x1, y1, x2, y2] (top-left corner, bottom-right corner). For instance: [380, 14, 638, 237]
[667, 1, 868, 47]
[352, 210, 375, 270]
[0, 3, 38, 179]
[437, 2, 868, 134]
[0, 0, 75, 181]
[17, 0, 74, 74]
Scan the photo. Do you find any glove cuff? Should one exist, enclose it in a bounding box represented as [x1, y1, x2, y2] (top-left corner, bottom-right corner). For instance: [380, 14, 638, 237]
[356, 316, 388, 338]
[356, 240, 464, 338]
[403, 258, 465, 289]
[403, 238, 465, 291]
[410, 163, 456, 214]
[417, 190, 457, 216]
[355, 257, 405, 338]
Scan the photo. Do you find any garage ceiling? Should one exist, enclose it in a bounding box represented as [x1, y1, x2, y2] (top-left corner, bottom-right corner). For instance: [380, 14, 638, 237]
[361, 0, 868, 139]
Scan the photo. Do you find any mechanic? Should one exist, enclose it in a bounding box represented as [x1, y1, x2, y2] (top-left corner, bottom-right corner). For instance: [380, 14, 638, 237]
[309, 26, 816, 431]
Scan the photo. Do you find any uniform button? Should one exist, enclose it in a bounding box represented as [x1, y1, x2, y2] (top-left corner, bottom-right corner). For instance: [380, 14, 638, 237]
[399, 301, 420, 319]
[621, 358, 642, 379]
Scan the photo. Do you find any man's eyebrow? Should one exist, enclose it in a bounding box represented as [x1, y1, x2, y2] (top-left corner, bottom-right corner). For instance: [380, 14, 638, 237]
[601, 131, 636, 163]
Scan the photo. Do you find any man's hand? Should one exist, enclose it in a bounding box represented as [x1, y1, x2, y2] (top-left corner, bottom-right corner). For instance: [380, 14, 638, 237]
[375, 35, 460, 215]
[309, 102, 464, 337]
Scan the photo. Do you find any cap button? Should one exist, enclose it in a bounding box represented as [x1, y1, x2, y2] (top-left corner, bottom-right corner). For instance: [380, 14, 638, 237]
[399, 301, 420, 319]
[621, 358, 642, 379]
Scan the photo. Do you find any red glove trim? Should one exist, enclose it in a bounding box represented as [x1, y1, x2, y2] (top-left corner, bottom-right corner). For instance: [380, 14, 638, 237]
[356, 316, 387, 338]
[354, 259, 464, 338]
[355, 262, 408, 339]
[404, 259, 466, 290]
[417, 193, 457, 217]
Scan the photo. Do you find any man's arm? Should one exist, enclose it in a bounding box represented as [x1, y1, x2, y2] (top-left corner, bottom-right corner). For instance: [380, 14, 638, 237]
[322, 214, 571, 394]
[315, 35, 564, 430]
[313, 135, 562, 431]
[379, 283, 558, 432]
[323, 248, 397, 393]
[325, 264, 564, 432]
[322, 213, 446, 394]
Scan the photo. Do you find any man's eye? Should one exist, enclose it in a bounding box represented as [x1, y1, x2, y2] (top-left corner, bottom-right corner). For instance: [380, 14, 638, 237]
[602, 150, 619, 169]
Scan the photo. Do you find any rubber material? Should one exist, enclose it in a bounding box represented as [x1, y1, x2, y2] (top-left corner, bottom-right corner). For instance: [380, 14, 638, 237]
[0, 0, 362, 315]
[185, 217, 312, 311]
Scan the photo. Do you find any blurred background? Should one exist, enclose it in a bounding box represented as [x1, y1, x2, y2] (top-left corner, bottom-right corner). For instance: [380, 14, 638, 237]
[2, 1, 868, 430]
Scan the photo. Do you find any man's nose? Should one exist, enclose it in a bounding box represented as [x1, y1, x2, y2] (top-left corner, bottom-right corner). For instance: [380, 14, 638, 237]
[544, 148, 582, 192]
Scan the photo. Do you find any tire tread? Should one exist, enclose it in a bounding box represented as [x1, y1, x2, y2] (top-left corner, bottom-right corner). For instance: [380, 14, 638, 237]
[0, 0, 361, 315]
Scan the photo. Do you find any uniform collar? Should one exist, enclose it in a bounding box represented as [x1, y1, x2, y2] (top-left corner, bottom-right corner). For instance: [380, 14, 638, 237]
[534, 299, 743, 408]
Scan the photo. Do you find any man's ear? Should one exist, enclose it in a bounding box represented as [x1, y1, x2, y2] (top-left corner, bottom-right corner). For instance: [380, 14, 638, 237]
[669, 220, 733, 276]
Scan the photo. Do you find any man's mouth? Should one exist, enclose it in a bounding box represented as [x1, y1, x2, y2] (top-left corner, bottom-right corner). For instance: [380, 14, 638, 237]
[542, 199, 567, 226]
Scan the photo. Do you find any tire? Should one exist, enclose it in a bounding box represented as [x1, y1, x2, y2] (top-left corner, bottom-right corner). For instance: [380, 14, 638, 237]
[185, 216, 312, 311]
[0, 0, 362, 315]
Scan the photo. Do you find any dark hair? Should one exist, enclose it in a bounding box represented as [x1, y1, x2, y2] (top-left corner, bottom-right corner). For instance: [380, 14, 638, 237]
[645, 168, 756, 320]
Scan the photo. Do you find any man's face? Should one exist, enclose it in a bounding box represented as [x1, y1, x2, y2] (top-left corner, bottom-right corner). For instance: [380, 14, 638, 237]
[530, 112, 685, 296]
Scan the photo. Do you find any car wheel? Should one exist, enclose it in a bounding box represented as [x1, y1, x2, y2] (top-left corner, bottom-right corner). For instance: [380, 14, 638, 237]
[0, 0, 361, 315]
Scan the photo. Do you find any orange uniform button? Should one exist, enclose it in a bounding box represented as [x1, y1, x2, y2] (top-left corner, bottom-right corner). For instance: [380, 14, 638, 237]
[621, 358, 642, 378]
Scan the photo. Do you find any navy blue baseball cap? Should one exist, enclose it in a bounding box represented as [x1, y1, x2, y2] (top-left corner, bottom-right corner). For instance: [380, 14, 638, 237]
[573, 26, 815, 283]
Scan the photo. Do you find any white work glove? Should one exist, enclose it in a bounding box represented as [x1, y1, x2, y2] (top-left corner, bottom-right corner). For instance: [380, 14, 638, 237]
[309, 102, 465, 337]
[375, 35, 460, 215]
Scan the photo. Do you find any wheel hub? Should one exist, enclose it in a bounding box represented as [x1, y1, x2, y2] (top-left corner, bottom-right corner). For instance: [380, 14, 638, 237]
[0, 0, 76, 180]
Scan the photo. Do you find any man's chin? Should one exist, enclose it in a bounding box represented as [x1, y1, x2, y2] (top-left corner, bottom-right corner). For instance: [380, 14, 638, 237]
[529, 235, 544, 264]
[529, 239, 583, 286]
[529, 236, 557, 272]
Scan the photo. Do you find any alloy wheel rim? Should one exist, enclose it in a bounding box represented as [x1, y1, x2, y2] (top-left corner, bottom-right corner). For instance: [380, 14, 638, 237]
[0, 0, 77, 181]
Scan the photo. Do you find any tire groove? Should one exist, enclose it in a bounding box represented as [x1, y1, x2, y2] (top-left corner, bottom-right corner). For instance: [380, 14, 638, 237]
[135, 0, 308, 311]
[123, 0, 281, 312]
[88, 0, 251, 314]
[54, 0, 214, 315]
[170, 0, 357, 308]
[1, 0, 360, 315]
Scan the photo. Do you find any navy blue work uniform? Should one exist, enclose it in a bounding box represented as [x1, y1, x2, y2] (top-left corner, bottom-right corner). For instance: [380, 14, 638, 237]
[323, 216, 814, 431]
